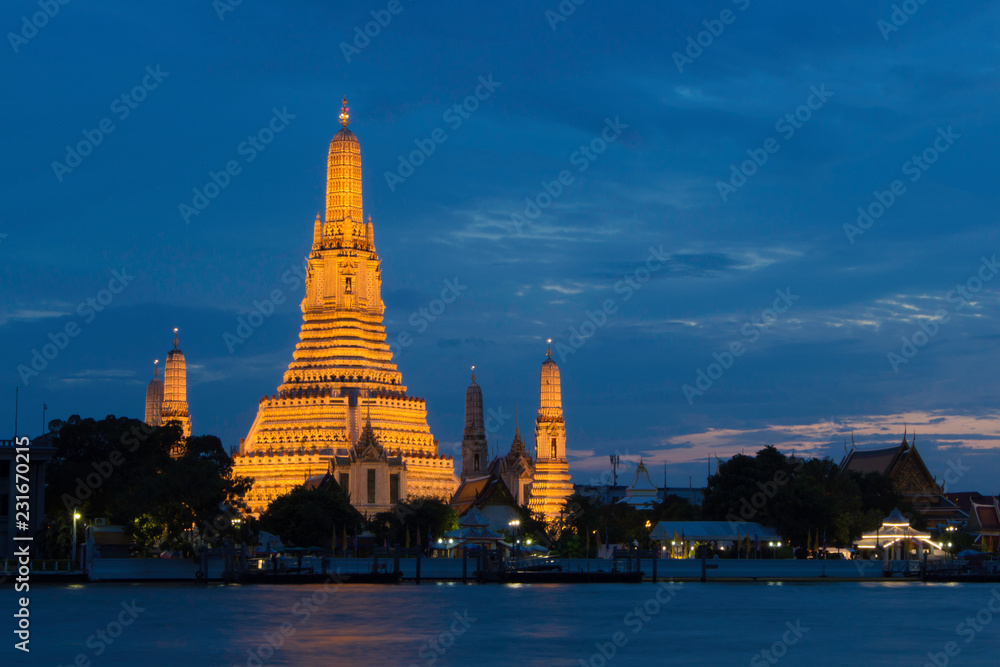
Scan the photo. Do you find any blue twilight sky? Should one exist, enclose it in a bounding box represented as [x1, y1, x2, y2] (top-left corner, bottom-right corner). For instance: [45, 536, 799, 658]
[2, 1, 999, 492]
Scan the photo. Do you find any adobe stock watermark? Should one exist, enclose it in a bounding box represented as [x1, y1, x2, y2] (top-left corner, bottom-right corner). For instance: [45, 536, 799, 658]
[578, 582, 683, 667]
[340, 0, 412, 62]
[409, 610, 476, 666]
[672, 0, 751, 73]
[511, 116, 628, 234]
[57, 600, 146, 666]
[923, 588, 1000, 667]
[716, 84, 832, 202]
[887, 254, 997, 373]
[7, 0, 70, 54]
[51, 66, 169, 182]
[750, 620, 809, 666]
[179, 107, 296, 223]
[843, 126, 960, 244]
[237, 573, 348, 667]
[682, 288, 800, 404]
[223, 263, 307, 353]
[545, 0, 586, 31]
[388, 278, 468, 357]
[878, 0, 930, 41]
[213, 0, 245, 21]
[384, 75, 501, 192]
[17, 267, 136, 386]
[725, 459, 805, 530]
[58, 422, 154, 512]
[552, 245, 666, 363]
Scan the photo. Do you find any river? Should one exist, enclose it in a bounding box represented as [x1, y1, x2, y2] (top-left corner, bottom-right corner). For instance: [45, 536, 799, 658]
[4, 581, 998, 666]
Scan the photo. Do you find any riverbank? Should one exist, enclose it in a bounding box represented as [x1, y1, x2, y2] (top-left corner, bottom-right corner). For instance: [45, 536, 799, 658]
[4, 556, 895, 584]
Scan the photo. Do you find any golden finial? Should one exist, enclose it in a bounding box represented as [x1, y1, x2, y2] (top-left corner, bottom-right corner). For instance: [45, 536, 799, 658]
[339, 96, 350, 128]
[153, 359, 159, 378]
[471, 365, 476, 382]
[546, 338, 552, 359]
[173, 327, 179, 349]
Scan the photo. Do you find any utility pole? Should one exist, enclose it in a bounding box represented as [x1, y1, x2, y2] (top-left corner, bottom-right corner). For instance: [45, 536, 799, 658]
[610, 454, 620, 486]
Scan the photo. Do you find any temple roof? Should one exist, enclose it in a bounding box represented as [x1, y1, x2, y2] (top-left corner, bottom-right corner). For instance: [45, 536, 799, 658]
[840, 436, 942, 495]
[840, 443, 905, 475]
[331, 126, 358, 145]
[450, 471, 517, 517]
[969, 498, 1000, 532]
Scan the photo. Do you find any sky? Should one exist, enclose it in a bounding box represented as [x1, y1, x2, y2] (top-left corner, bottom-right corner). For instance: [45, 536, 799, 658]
[2, 0, 999, 494]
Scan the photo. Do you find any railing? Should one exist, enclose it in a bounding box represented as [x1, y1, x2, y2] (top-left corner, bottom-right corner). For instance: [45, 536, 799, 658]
[0, 559, 73, 572]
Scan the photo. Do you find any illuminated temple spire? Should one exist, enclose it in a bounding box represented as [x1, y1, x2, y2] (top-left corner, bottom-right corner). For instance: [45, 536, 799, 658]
[326, 96, 364, 231]
[234, 104, 456, 514]
[161, 328, 191, 439]
[528, 340, 573, 524]
[144, 360, 163, 426]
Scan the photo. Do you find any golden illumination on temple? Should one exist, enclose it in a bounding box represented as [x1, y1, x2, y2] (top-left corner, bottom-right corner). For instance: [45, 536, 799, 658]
[528, 341, 573, 523]
[233, 101, 457, 515]
[159, 329, 191, 439]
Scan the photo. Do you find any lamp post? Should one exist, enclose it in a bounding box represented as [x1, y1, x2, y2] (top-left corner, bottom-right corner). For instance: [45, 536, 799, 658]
[72, 510, 81, 569]
[508, 519, 520, 558]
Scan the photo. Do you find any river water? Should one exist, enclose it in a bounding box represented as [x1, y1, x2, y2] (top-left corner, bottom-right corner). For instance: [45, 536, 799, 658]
[4, 581, 999, 666]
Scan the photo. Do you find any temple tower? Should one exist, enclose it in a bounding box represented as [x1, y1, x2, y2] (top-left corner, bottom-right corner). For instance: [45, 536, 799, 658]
[144, 360, 163, 426]
[461, 367, 489, 480]
[161, 328, 191, 438]
[528, 340, 573, 524]
[233, 98, 457, 514]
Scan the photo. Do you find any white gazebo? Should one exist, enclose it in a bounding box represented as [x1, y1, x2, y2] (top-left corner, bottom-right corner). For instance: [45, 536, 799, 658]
[857, 508, 943, 559]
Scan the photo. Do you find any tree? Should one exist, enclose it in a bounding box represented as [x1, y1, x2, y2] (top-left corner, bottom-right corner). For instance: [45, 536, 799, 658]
[260, 485, 363, 548]
[702, 445, 906, 548]
[41, 415, 254, 556]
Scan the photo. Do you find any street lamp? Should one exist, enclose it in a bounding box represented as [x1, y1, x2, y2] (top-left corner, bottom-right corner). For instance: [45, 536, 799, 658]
[72, 511, 81, 569]
[509, 519, 521, 558]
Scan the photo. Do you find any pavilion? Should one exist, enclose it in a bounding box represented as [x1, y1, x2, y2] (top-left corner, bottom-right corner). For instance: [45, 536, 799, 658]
[436, 507, 505, 555]
[649, 521, 780, 557]
[856, 508, 943, 558]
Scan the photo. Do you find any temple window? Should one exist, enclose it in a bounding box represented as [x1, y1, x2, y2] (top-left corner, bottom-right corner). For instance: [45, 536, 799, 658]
[339, 472, 349, 491]
[551, 438, 557, 458]
[345, 277, 352, 294]
[390, 474, 399, 504]
[474, 453, 480, 472]
[367, 469, 376, 504]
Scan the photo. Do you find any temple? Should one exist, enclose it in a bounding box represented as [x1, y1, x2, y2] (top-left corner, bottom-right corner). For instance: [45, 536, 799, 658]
[451, 344, 574, 530]
[839, 432, 965, 530]
[527, 342, 574, 523]
[160, 329, 192, 439]
[144, 359, 163, 426]
[232, 99, 457, 515]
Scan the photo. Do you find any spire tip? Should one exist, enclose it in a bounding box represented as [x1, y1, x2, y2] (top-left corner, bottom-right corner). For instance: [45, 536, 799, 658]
[339, 96, 350, 128]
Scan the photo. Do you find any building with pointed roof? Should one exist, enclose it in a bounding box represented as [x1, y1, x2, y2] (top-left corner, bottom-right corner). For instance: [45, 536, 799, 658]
[966, 496, 1000, 552]
[451, 369, 533, 532]
[856, 508, 943, 557]
[324, 410, 407, 518]
[232, 99, 457, 514]
[160, 329, 191, 439]
[624, 458, 659, 509]
[144, 360, 163, 427]
[839, 432, 965, 530]
[527, 343, 573, 524]
[452, 345, 575, 529]
[460, 367, 488, 480]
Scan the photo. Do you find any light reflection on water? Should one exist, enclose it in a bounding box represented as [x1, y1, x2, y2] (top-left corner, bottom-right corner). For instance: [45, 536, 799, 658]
[5, 581, 1000, 666]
